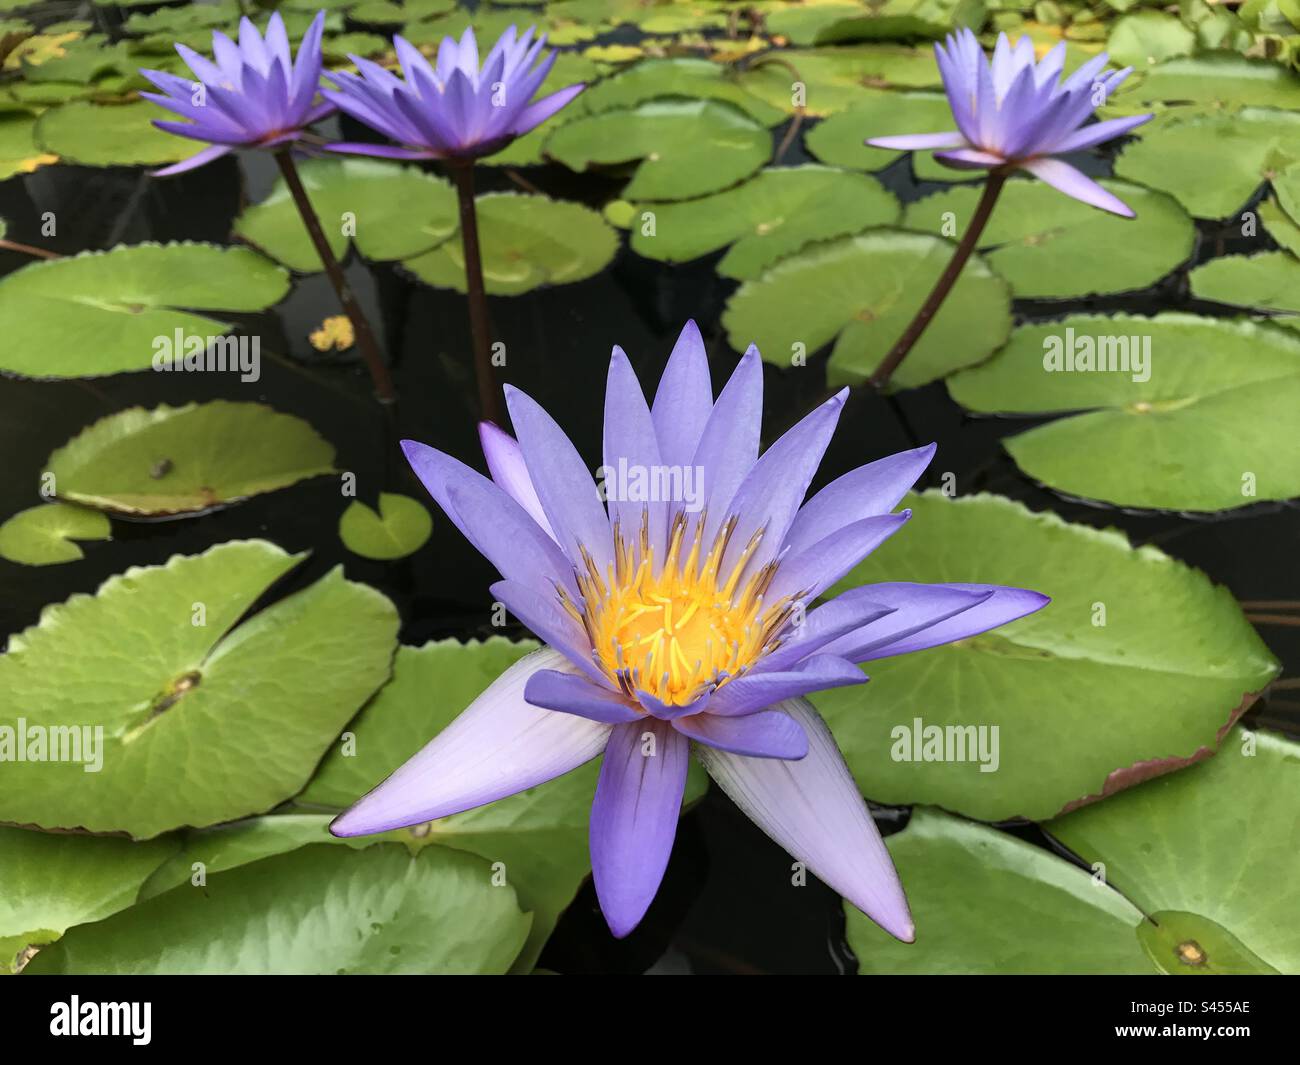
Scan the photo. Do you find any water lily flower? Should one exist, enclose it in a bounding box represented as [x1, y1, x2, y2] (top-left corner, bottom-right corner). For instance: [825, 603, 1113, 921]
[331, 322, 1050, 939]
[140, 12, 332, 177]
[869, 29, 1152, 217]
[321, 25, 584, 161]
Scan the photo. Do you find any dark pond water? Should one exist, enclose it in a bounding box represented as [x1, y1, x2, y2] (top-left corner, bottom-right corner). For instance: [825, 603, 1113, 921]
[1, 95, 1296, 973]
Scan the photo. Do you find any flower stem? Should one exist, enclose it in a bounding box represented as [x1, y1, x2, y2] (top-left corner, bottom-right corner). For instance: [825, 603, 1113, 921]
[274, 149, 396, 405]
[448, 160, 503, 426]
[869, 168, 1008, 391]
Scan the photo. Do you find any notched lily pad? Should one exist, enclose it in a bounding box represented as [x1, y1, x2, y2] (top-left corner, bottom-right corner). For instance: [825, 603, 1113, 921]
[0, 502, 110, 565]
[947, 313, 1300, 511]
[44, 401, 336, 517]
[338, 491, 433, 560]
[402, 192, 617, 296]
[0, 242, 290, 378]
[815, 491, 1279, 821]
[804, 89, 968, 182]
[0, 540, 399, 838]
[37, 100, 203, 166]
[722, 229, 1011, 390]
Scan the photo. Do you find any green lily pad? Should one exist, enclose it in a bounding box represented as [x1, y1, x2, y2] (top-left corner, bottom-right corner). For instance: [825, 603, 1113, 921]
[1188, 250, 1300, 327]
[0, 827, 176, 973]
[1260, 196, 1300, 256]
[1270, 162, 1300, 227]
[234, 157, 458, 273]
[1106, 11, 1197, 68]
[721, 229, 1011, 390]
[575, 56, 785, 127]
[0, 540, 398, 838]
[0, 111, 55, 178]
[544, 98, 771, 201]
[402, 192, 617, 296]
[804, 90, 970, 183]
[37, 100, 205, 166]
[814, 491, 1279, 821]
[0, 242, 290, 378]
[0, 502, 109, 565]
[27, 843, 531, 974]
[847, 809, 1150, 974]
[734, 45, 943, 117]
[901, 178, 1195, 298]
[338, 492, 433, 560]
[1114, 53, 1300, 111]
[482, 52, 602, 167]
[1114, 107, 1300, 219]
[1049, 727, 1300, 974]
[627, 165, 899, 279]
[44, 401, 336, 516]
[947, 313, 1300, 510]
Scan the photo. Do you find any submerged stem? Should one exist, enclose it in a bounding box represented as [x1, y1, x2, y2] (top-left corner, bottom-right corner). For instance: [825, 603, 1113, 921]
[869, 168, 1008, 391]
[274, 149, 396, 405]
[448, 160, 503, 426]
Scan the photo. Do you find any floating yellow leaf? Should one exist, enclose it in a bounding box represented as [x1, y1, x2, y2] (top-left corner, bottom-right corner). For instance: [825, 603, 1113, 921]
[309, 315, 355, 352]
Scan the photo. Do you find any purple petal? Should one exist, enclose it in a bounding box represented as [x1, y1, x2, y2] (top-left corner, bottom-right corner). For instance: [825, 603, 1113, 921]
[323, 141, 438, 160]
[479, 421, 556, 540]
[866, 131, 966, 151]
[603, 346, 667, 560]
[782, 442, 934, 556]
[691, 345, 762, 549]
[696, 699, 914, 942]
[524, 669, 641, 723]
[767, 511, 910, 605]
[504, 384, 613, 575]
[150, 143, 232, 177]
[933, 147, 1005, 170]
[634, 688, 711, 720]
[510, 82, 584, 137]
[1020, 157, 1135, 217]
[651, 320, 713, 469]
[759, 595, 896, 674]
[673, 707, 808, 759]
[1049, 112, 1153, 154]
[330, 648, 611, 836]
[718, 389, 847, 579]
[590, 719, 689, 937]
[490, 579, 608, 687]
[707, 654, 867, 717]
[402, 439, 577, 596]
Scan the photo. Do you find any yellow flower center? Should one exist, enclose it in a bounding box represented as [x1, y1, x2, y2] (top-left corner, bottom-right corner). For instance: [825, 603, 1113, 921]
[558, 510, 799, 706]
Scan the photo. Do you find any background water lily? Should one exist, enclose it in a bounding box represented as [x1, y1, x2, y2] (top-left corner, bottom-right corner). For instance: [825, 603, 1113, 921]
[331, 322, 1049, 938]
[140, 11, 331, 177]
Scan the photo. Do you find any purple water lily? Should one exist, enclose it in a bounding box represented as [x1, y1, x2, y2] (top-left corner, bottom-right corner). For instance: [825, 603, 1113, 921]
[869, 29, 1152, 217]
[322, 25, 583, 161]
[140, 12, 331, 177]
[331, 322, 1049, 938]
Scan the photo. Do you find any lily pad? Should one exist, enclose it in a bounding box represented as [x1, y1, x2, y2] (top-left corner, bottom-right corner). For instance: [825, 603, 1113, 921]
[402, 192, 617, 296]
[721, 229, 1011, 389]
[1049, 727, 1300, 974]
[901, 179, 1195, 298]
[0, 502, 109, 565]
[1113, 53, 1300, 111]
[847, 809, 1150, 974]
[575, 56, 785, 127]
[0, 540, 399, 838]
[37, 100, 204, 166]
[947, 313, 1300, 510]
[0, 827, 176, 973]
[804, 90, 970, 183]
[1260, 196, 1300, 256]
[814, 491, 1279, 821]
[234, 157, 458, 273]
[0, 242, 290, 378]
[44, 401, 336, 516]
[27, 843, 531, 974]
[544, 98, 771, 201]
[1113, 107, 1300, 219]
[482, 52, 603, 167]
[1105, 11, 1196, 69]
[0, 111, 55, 178]
[734, 45, 943, 117]
[1188, 250, 1300, 327]
[627, 165, 899, 279]
[338, 492, 433, 560]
